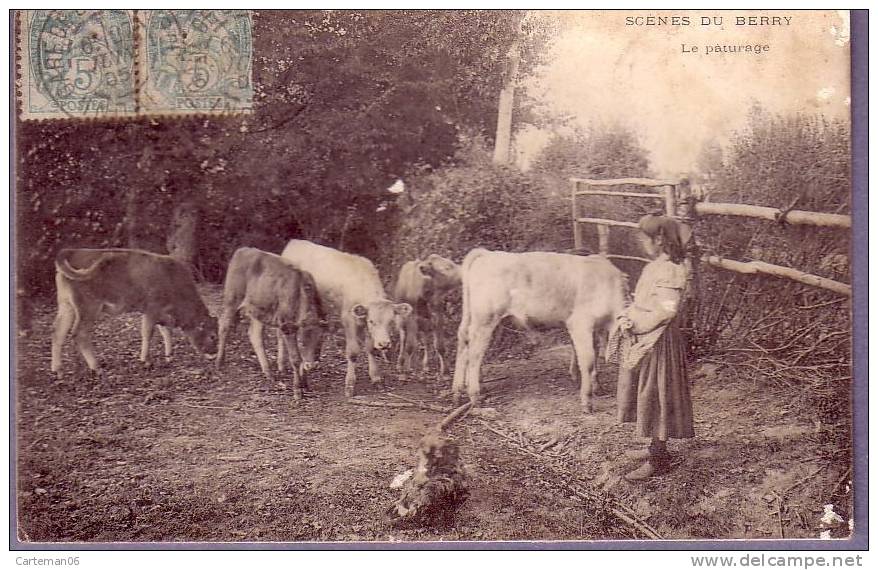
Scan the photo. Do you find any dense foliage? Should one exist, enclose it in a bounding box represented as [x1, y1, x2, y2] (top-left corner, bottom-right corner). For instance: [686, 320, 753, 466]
[15, 10, 549, 293]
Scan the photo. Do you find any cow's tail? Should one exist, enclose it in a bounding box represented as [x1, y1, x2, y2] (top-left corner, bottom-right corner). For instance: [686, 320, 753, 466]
[54, 249, 111, 282]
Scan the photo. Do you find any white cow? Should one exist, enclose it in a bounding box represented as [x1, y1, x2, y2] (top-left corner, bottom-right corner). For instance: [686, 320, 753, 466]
[451, 249, 628, 412]
[281, 240, 412, 397]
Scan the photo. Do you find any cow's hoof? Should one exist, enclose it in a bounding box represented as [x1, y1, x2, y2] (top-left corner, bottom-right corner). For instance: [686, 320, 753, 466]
[581, 402, 594, 414]
[451, 393, 462, 406]
[292, 389, 303, 402]
[344, 387, 355, 399]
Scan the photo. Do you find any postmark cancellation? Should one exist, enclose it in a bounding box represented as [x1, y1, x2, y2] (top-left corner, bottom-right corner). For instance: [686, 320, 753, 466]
[16, 9, 253, 121]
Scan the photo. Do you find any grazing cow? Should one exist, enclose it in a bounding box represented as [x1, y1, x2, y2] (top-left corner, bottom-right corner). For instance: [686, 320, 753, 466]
[393, 255, 461, 380]
[281, 240, 412, 397]
[451, 249, 627, 412]
[215, 247, 324, 400]
[50, 248, 218, 377]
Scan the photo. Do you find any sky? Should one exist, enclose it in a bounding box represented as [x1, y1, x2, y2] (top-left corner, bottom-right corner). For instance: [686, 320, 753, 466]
[516, 10, 850, 177]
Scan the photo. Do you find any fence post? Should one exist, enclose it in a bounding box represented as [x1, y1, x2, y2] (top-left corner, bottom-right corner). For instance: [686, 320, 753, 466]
[572, 180, 583, 251]
[664, 184, 678, 217]
[681, 182, 700, 351]
[597, 224, 609, 255]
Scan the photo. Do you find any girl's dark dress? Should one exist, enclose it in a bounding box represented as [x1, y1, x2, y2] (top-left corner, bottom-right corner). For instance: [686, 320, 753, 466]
[616, 259, 695, 440]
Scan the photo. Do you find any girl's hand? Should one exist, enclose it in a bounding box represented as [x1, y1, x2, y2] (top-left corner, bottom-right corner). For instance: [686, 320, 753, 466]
[618, 316, 634, 331]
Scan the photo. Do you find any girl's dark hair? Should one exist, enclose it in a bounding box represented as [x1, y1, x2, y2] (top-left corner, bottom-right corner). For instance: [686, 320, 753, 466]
[638, 215, 687, 263]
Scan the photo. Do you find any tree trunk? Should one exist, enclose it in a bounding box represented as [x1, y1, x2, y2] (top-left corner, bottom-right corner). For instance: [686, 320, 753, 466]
[166, 201, 199, 266]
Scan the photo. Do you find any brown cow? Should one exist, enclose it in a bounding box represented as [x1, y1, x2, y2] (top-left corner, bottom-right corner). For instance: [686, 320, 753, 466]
[393, 254, 461, 380]
[449, 249, 627, 412]
[50, 248, 217, 377]
[215, 247, 324, 399]
[281, 239, 412, 398]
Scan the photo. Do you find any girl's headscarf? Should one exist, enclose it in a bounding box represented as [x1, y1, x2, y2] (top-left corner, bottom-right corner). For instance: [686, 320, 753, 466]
[638, 214, 692, 263]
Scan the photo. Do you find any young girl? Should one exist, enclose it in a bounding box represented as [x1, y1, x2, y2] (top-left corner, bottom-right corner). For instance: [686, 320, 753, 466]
[615, 214, 694, 480]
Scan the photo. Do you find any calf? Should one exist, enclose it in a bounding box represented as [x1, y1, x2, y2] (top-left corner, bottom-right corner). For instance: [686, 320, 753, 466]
[50, 248, 217, 377]
[452, 249, 627, 412]
[215, 247, 324, 400]
[281, 240, 412, 397]
[393, 254, 461, 380]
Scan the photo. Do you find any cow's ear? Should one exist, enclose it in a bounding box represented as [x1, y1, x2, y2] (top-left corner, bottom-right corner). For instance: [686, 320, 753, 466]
[351, 304, 368, 320]
[394, 303, 413, 317]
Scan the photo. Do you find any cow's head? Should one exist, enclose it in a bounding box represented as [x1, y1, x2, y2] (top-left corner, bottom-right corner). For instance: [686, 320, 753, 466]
[187, 315, 219, 357]
[298, 321, 325, 374]
[418, 254, 461, 290]
[351, 300, 412, 351]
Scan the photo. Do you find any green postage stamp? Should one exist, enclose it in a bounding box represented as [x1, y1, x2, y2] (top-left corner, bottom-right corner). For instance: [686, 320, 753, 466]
[17, 9, 253, 120]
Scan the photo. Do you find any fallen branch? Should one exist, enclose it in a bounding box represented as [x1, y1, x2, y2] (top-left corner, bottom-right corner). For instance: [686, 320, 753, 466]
[771, 490, 786, 539]
[438, 401, 474, 431]
[829, 467, 852, 499]
[386, 392, 451, 414]
[240, 427, 295, 448]
[781, 465, 826, 495]
[472, 417, 662, 540]
[347, 398, 413, 409]
[180, 400, 238, 411]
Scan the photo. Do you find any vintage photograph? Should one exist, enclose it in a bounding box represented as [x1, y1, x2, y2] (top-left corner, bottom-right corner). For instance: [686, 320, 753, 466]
[12, 9, 858, 545]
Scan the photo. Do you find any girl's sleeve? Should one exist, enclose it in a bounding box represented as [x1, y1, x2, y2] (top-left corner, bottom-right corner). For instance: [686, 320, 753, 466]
[627, 263, 688, 334]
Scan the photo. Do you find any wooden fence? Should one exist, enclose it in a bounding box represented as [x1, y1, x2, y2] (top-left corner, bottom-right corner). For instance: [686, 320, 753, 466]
[570, 177, 852, 297]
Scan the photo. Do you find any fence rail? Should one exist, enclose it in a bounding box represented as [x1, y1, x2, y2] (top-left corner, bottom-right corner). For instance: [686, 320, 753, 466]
[570, 177, 851, 297]
[695, 202, 851, 229]
[570, 177, 682, 187]
[703, 256, 851, 297]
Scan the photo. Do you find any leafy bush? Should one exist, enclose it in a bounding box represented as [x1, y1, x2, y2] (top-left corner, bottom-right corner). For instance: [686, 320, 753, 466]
[690, 109, 851, 423]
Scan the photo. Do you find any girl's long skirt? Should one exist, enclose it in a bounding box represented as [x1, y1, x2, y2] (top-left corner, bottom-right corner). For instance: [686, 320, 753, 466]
[617, 319, 695, 439]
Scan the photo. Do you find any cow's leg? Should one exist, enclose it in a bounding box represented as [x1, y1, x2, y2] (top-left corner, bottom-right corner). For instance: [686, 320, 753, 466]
[72, 316, 100, 375]
[462, 317, 498, 406]
[396, 319, 407, 371]
[420, 330, 430, 373]
[567, 317, 597, 413]
[280, 331, 304, 400]
[569, 352, 582, 387]
[139, 314, 157, 366]
[451, 320, 470, 404]
[398, 319, 415, 382]
[434, 329, 446, 380]
[568, 327, 582, 387]
[215, 307, 236, 369]
[158, 325, 173, 362]
[247, 318, 274, 382]
[50, 302, 75, 376]
[366, 332, 384, 389]
[343, 320, 361, 398]
[277, 328, 286, 372]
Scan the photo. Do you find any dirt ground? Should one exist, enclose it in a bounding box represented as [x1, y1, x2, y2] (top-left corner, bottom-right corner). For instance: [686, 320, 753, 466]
[15, 285, 853, 543]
